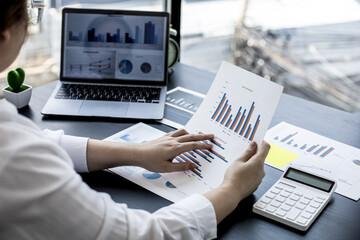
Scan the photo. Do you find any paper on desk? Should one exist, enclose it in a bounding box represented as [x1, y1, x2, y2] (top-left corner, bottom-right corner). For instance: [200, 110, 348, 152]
[158, 87, 205, 129]
[106, 123, 187, 202]
[163, 61, 284, 195]
[265, 121, 360, 201]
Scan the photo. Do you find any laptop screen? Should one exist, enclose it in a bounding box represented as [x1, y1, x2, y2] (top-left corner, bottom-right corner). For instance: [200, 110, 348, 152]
[60, 8, 169, 84]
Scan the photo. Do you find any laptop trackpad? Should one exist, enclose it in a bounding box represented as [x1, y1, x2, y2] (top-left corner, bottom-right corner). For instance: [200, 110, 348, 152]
[78, 101, 129, 117]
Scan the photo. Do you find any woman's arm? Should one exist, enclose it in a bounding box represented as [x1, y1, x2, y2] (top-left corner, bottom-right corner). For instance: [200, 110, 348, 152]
[86, 129, 214, 172]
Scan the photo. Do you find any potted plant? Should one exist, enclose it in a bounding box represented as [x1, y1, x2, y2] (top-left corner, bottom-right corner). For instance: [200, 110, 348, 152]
[2, 67, 32, 109]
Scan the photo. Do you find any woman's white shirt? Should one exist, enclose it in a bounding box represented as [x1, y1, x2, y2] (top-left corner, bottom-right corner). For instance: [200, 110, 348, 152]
[0, 99, 217, 240]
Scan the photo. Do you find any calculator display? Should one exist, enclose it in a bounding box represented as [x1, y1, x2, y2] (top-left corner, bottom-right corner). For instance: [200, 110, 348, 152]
[284, 168, 334, 192]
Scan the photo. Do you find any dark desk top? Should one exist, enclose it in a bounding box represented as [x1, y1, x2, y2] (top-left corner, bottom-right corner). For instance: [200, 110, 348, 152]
[20, 63, 360, 239]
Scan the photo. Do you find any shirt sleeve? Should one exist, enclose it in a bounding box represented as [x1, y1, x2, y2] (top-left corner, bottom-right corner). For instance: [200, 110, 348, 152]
[122, 194, 217, 240]
[42, 129, 89, 172]
[0, 127, 218, 240]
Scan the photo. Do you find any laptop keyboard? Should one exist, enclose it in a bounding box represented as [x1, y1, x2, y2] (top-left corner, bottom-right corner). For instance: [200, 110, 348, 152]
[55, 83, 161, 103]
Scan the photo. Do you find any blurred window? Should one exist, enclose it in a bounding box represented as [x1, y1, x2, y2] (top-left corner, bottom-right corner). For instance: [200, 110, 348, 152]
[180, 0, 360, 112]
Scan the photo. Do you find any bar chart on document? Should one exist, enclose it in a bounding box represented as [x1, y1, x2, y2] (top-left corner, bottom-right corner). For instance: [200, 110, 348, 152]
[164, 61, 283, 195]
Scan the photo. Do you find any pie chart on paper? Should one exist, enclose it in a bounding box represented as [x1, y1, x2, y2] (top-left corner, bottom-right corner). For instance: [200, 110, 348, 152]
[353, 159, 360, 166]
[142, 171, 161, 179]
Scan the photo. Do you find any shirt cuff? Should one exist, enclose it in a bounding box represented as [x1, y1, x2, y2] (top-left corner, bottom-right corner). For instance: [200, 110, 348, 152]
[176, 194, 217, 239]
[59, 135, 89, 172]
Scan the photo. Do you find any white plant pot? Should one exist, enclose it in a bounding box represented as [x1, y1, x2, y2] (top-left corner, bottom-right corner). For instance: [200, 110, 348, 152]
[2, 84, 32, 109]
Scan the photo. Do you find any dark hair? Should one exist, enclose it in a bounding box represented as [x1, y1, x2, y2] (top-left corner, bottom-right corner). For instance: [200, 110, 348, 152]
[0, 0, 28, 33]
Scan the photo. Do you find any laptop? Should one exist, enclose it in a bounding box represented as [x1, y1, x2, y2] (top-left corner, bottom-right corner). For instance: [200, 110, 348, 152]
[41, 8, 169, 119]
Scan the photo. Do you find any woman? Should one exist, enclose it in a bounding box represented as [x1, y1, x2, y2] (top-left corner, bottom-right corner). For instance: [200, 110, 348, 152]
[0, 0, 270, 239]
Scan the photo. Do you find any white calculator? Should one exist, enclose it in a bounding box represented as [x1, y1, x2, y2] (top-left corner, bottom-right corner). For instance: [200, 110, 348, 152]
[252, 166, 336, 231]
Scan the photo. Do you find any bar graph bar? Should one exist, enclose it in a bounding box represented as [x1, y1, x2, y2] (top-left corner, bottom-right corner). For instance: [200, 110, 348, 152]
[175, 157, 203, 178]
[225, 116, 232, 128]
[211, 93, 261, 141]
[235, 110, 246, 133]
[280, 132, 298, 142]
[230, 107, 242, 130]
[199, 138, 227, 163]
[209, 139, 225, 150]
[240, 102, 254, 136]
[300, 144, 307, 150]
[307, 144, 319, 152]
[314, 146, 327, 155]
[216, 100, 228, 122]
[193, 150, 211, 163]
[320, 147, 334, 158]
[211, 93, 226, 119]
[209, 149, 228, 163]
[221, 106, 232, 124]
[250, 115, 260, 141]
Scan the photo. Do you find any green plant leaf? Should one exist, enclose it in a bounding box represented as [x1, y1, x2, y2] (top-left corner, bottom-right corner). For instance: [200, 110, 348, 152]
[7, 68, 25, 92]
[16, 67, 25, 82]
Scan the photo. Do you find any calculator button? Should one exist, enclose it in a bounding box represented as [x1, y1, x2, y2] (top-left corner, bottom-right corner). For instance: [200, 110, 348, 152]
[285, 199, 296, 206]
[284, 188, 294, 194]
[266, 192, 276, 199]
[260, 197, 271, 204]
[300, 199, 310, 205]
[290, 195, 300, 201]
[270, 201, 281, 208]
[275, 196, 286, 203]
[297, 217, 308, 225]
[304, 195, 313, 200]
[270, 188, 281, 194]
[295, 202, 306, 210]
[294, 192, 303, 197]
[275, 185, 284, 190]
[286, 208, 301, 221]
[314, 199, 324, 204]
[280, 192, 291, 198]
[310, 202, 320, 209]
[280, 204, 291, 212]
[305, 206, 316, 214]
[265, 205, 276, 213]
[301, 212, 312, 219]
[317, 195, 326, 200]
[255, 202, 267, 209]
[275, 209, 287, 217]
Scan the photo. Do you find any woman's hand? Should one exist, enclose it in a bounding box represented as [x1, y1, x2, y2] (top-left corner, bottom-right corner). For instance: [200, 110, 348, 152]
[221, 141, 270, 201]
[204, 141, 270, 224]
[134, 129, 214, 173]
[86, 129, 213, 173]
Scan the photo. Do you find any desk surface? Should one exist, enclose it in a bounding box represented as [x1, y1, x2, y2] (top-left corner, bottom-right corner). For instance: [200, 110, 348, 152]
[20, 63, 360, 239]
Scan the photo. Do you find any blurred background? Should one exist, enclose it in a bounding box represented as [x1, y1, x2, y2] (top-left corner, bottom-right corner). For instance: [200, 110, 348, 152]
[1, 0, 360, 113]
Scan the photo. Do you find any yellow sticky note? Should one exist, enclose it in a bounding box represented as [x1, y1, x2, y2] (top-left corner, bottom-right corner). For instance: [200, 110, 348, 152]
[266, 143, 300, 168]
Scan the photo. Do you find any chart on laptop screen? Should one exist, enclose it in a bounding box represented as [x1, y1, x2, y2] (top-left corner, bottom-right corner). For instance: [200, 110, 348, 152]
[62, 11, 167, 81]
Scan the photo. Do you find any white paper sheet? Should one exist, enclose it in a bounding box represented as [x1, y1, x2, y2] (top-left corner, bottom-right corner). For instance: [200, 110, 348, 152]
[164, 61, 283, 195]
[265, 122, 360, 201]
[106, 123, 187, 202]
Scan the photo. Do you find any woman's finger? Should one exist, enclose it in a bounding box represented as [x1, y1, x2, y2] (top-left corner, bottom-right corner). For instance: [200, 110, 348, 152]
[168, 129, 189, 137]
[177, 133, 214, 143]
[162, 161, 197, 173]
[238, 141, 257, 163]
[249, 141, 270, 165]
[175, 141, 212, 154]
